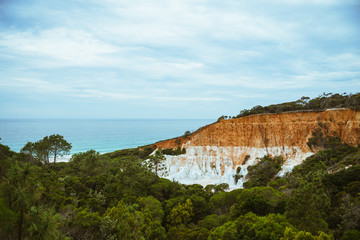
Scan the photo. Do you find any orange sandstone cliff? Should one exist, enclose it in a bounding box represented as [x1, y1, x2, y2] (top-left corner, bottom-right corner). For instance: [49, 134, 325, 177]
[153, 109, 360, 188]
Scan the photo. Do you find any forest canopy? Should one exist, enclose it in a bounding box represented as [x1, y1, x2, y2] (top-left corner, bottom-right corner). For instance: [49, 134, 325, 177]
[0, 122, 359, 239]
[218, 92, 360, 121]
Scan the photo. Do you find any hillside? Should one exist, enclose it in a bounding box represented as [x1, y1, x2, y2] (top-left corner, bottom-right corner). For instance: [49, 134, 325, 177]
[1, 109, 360, 239]
[152, 108, 360, 188]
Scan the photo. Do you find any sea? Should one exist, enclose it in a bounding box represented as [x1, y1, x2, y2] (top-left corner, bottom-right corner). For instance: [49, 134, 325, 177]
[0, 119, 214, 161]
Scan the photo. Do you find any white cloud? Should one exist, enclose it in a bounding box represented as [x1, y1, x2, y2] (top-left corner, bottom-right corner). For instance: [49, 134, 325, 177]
[95, 0, 298, 45]
[0, 0, 359, 118]
[0, 77, 225, 103]
[78, 89, 225, 102]
[277, 0, 357, 5]
[0, 28, 117, 66]
[325, 53, 360, 69]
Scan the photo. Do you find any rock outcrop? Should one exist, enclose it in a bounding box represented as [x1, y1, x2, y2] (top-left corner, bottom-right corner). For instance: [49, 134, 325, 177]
[153, 109, 360, 188]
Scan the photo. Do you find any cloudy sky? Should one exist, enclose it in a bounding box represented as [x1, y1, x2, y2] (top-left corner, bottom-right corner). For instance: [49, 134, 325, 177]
[0, 0, 359, 119]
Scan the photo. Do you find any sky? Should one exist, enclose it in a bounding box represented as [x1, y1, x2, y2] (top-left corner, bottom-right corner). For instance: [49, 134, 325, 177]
[0, 0, 359, 119]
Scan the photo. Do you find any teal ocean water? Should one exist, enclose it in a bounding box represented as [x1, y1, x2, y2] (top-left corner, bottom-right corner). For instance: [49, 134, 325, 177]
[0, 119, 214, 159]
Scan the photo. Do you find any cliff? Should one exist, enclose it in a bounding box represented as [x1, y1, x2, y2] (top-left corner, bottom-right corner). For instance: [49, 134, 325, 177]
[153, 109, 360, 188]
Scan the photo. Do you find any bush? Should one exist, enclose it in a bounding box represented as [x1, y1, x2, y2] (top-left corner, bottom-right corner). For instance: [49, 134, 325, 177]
[244, 155, 284, 188]
[232, 92, 360, 119]
[230, 187, 285, 218]
[161, 147, 186, 155]
[340, 230, 360, 240]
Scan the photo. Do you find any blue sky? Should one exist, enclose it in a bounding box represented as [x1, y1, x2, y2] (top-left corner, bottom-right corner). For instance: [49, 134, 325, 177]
[0, 0, 359, 119]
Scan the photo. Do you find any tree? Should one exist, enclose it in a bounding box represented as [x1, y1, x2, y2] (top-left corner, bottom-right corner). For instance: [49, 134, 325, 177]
[148, 178, 181, 201]
[48, 134, 71, 163]
[167, 199, 194, 227]
[243, 155, 284, 188]
[340, 194, 360, 231]
[138, 196, 164, 222]
[236, 213, 295, 240]
[1, 161, 42, 240]
[27, 206, 63, 240]
[184, 131, 191, 137]
[70, 150, 101, 176]
[21, 134, 71, 164]
[148, 149, 166, 174]
[281, 227, 333, 240]
[0, 198, 16, 238]
[200, 214, 221, 230]
[340, 230, 360, 240]
[103, 201, 147, 240]
[209, 189, 242, 215]
[21, 138, 52, 163]
[230, 187, 285, 218]
[138, 196, 167, 239]
[286, 179, 330, 234]
[208, 221, 237, 240]
[103, 201, 132, 239]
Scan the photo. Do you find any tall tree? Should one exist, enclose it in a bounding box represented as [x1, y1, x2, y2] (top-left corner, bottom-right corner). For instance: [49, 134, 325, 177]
[1, 161, 42, 240]
[148, 149, 166, 174]
[28, 206, 62, 240]
[286, 178, 330, 234]
[21, 138, 51, 163]
[21, 134, 71, 164]
[48, 134, 72, 163]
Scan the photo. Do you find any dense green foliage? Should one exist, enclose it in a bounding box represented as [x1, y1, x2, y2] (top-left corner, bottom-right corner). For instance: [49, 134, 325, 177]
[161, 147, 186, 156]
[103, 145, 156, 160]
[228, 92, 360, 119]
[21, 134, 72, 164]
[0, 131, 359, 239]
[243, 155, 284, 188]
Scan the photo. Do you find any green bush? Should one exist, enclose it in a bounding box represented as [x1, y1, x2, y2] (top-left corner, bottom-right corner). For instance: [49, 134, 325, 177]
[244, 155, 284, 188]
[232, 92, 360, 119]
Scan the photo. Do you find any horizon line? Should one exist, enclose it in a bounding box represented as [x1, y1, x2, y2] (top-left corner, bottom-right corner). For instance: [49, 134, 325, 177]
[0, 118, 216, 121]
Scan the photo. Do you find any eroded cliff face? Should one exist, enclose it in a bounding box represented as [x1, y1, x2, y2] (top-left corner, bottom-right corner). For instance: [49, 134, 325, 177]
[153, 109, 360, 188]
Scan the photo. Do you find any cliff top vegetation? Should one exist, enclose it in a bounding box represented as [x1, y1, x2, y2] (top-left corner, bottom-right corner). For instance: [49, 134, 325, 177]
[1, 127, 359, 239]
[218, 92, 360, 121]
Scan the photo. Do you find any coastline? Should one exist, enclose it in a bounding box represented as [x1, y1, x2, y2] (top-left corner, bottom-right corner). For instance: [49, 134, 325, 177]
[0, 119, 214, 159]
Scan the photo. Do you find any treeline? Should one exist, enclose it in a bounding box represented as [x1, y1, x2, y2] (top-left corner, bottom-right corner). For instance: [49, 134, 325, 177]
[0, 133, 359, 239]
[218, 92, 360, 120]
[21, 134, 71, 164]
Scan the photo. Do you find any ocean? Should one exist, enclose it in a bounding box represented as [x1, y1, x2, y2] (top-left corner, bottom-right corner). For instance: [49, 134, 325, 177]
[0, 119, 214, 160]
